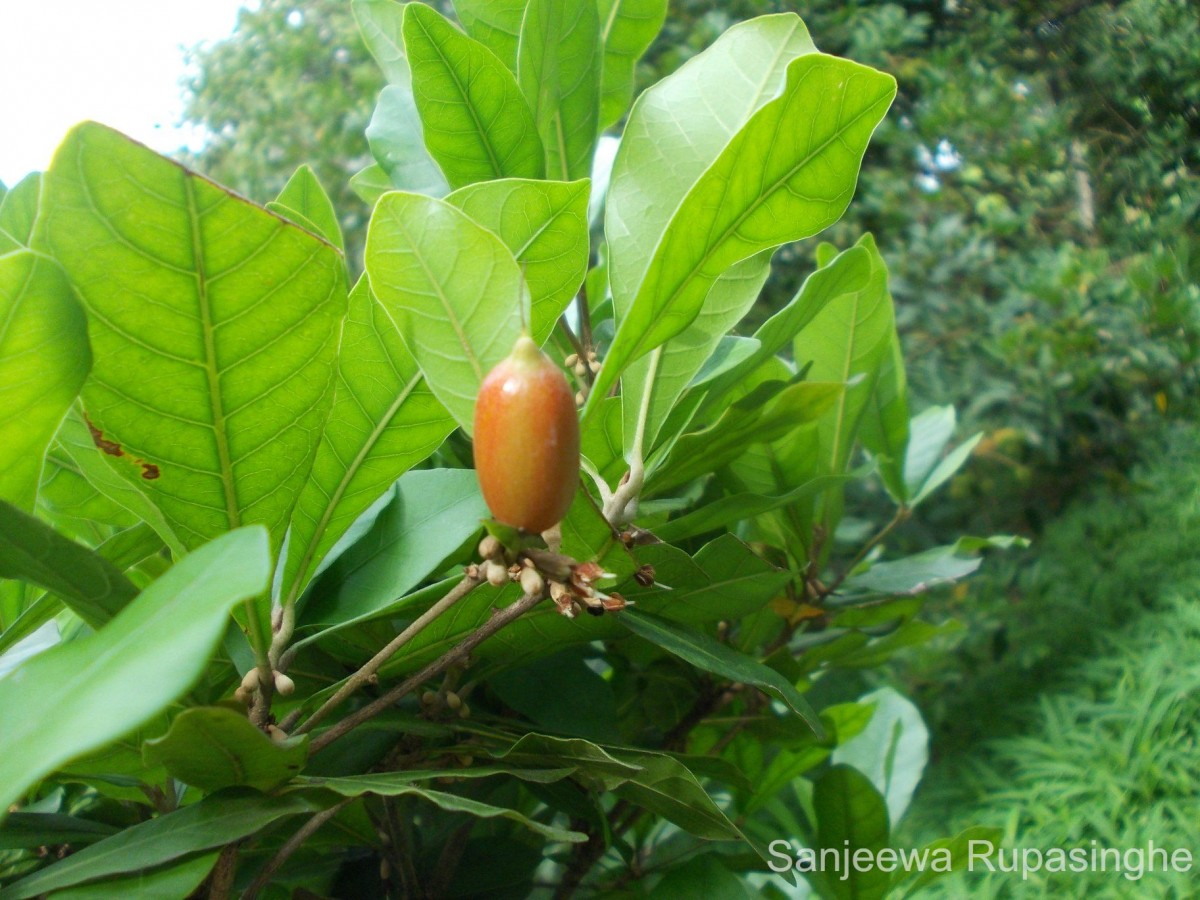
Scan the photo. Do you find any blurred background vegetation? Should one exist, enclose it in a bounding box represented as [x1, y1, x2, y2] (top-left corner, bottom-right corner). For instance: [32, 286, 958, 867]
[181, 1, 1198, 894]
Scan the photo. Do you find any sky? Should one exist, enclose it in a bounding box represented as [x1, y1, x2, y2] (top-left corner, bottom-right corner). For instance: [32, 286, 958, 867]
[0, 0, 251, 187]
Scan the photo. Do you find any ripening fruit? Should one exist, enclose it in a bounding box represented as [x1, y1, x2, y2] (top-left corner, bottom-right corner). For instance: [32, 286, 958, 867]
[474, 333, 580, 533]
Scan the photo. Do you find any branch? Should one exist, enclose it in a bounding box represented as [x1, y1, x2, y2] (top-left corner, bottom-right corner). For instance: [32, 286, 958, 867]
[308, 590, 545, 754]
[240, 799, 352, 900]
[292, 572, 485, 737]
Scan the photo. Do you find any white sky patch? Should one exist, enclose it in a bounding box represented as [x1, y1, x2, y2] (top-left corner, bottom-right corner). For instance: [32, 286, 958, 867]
[0, 0, 252, 186]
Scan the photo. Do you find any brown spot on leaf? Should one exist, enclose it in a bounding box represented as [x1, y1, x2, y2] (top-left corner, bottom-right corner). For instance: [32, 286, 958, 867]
[83, 413, 123, 457]
[141, 463, 160, 480]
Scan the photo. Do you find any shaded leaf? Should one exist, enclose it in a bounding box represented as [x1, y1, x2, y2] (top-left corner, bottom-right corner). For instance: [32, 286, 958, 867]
[0, 250, 90, 510]
[0, 813, 119, 850]
[596, 0, 669, 130]
[268, 164, 345, 252]
[2, 790, 317, 899]
[281, 279, 455, 606]
[49, 851, 218, 900]
[0, 499, 138, 627]
[843, 535, 1026, 596]
[365, 191, 525, 431]
[445, 178, 590, 344]
[518, 0, 601, 181]
[144, 706, 309, 792]
[0, 172, 41, 251]
[813, 764, 891, 900]
[618, 609, 823, 736]
[404, 3, 543, 189]
[366, 83, 451, 197]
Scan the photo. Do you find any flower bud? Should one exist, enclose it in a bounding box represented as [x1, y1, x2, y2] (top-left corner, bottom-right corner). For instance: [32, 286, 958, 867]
[478, 535, 503, 561]
[240, 668, 260, 693]
[519, 566, 545, 597]
[485, 560, 509, 587]
[273, 672, 296, 697]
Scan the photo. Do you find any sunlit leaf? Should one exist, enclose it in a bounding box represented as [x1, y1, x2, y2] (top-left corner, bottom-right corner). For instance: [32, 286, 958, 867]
[596, 0, 669, 130]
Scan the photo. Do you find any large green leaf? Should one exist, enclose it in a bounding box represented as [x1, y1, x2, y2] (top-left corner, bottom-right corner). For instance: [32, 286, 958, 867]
[299, 468, 488, 635]
[2, 790, 317, 899]
[0, 527, 271, 817]
[596, 0, 669, 130]
[281, 279, 454, 607]
[404, 3, 544, 189]
[0, 812, 119, 850]
[831, 687, 927, 825]
[0, 172, 41, 252]
[296, 775, 586, 843]
[143, 706, 309, 792]
[445, 178, 590, 344]
[0, 250, 90, 510]
[34, 122, 347, 553]
[451, 0, 525, 70]
[366, 83, 451, 198]
[268, 164, 345, 252]
[813, 764, 892, 900]
[353, 0, 410, 83]
[618, 609, 822, 736]
[49, 852, 219, 900]
[0, 499, 137, 627]
[590, 50, 896, 414]
[606, 15, 815, 335]
[517, 0, 601, 181]
[365, 191, 525, 431]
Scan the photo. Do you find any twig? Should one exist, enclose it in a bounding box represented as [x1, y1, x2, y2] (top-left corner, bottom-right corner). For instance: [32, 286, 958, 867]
[240, 799, 353, 900]
[820, 506, 910, 599]
[308, 591, 545, 754]
[208, 841, 241, 900]
[293, 572, 485, 737]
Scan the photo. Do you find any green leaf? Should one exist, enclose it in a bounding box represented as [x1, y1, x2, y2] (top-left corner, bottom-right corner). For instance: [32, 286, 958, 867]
[621, 251, 773, 462]
[606, 14, 815, 323]
[0, 813, 119, 850]
[53, 408, 185, 557]
[298, 776, 586, 843]
[404, 3, 544, 189]
[299, 469, 488, 635]
[591, 36, 893, 412]
[349, 162, 397, 207]
[365, 190, 525, 431]
[353, 0, 410, 83]
[445, 178, 590, 344]
[794, 234, 896, 478]
[897, 826, 1003, 897]
[37, 446, 138, 536]
[903, 407, 981, 507]
[653, 475, 853, 543]
[366, 83, 451, 197]
[281, 278, 455, 607]
[608, 749, 743, 841]
[34, 122, 347, 554]
[451, 0, 525, 70]
[596, 0, 669, 130]
[700, 243, 872, 415]
[0, 499, 138, 627]
[267, 164, 345, 252]
[143, 706, 309, 792]
[0, 172, 41, 251]
[860, 331, 910, 503]
[843, 535, 1026, 597]
[490, 648, 620, 742]
[490, 733, 644, 785]
[831, 688, 928, 825]
[517, 0, 601, 181]
[813, 764, 892, 900]
[649, 381, 843, 493]
[618, 609, 823, 737]
[0, 527, 271, 818]
[2, 790, 317, 899]
[47, 852, 219, 900]
[0, 593, 58, 658]
[649, 855, 757, 899]
[0, 251, 90, 511]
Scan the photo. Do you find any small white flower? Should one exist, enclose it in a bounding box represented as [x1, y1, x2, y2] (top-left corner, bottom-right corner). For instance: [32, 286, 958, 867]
[1013, 80, 1030, 98]
[935, 139, 963, 171]
[915, 144, 934, 170]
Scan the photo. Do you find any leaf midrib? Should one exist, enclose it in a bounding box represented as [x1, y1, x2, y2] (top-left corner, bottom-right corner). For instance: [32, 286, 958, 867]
[184, 176, 240, 530]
